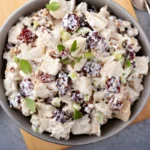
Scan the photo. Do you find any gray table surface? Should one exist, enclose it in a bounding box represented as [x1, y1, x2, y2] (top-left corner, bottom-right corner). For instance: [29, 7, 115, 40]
[0, 8, 150, 150]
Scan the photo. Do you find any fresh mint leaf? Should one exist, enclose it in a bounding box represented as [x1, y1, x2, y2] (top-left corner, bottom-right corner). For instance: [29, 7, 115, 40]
[76, 56, 82, 63]
[75, 56, 82, 64]
[71, 40, 77, 52]
[84, 52, 94, 59]
[24, 98, 36, 113]
[126, 60, 131, 68]
[73, 109, 83, 120]
[60, 57, 72, 65]
[57, 44, 65, 52]
[46, 2, 60, 11]
[20, 59, 32, 75]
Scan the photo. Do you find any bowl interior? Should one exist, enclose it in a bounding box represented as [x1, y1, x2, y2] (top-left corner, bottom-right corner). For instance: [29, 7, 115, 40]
[0, 0, 150, 145]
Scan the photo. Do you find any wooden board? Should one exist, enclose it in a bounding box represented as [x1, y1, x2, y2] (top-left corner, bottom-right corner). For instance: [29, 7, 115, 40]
[113, 0, 137, 20]
[0, 0, 149, 149]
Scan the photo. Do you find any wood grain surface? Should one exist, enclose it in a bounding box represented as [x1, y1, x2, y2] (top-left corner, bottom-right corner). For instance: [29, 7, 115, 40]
[0, 0, 149, 150]
[113, 0, 137, 20]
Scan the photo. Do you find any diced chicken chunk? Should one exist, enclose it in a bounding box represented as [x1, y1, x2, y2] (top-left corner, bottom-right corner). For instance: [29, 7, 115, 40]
[75, 2, 87, 16]
[61, 96, 73, 106]
[72, 115, 91, 135]
[73, 76, 92, 95]
[126, 86, 139, 103]
[36, 27, 60, 49]
[94, 91, 105, 102]
[4, 78, 18, 96]
[86, 12, 108, 31]
[46, 82, 58, 92]
[27, 46, 46, 63]
[31, 115, 74, 139]
[89, 114, 101, 136]
[31, 115, 52, 133]
[18, 43, 45, 63]
[101, 60, 123, 78]
[21, 100, 34, 116]
[134, 56, 149, 75]
[50, 119, 74, 140]
[5, 62, 21, 80]
[128, 75, 144, 93]
[95, 101, 112, 118]
[40, 53, 62, 76]
[115, 100, 131, 122]
[99, 6, 110, 18]
[8, 23, 24, 44]
[33, 82, 57, 98]
[100, 28, 112, 41]
[20, 17, 33, 27]
[36, 102, 56, 118]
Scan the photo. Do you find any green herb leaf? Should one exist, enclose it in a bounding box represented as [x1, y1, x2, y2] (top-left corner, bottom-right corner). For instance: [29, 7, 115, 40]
[71, 40, 78, 52]
[60, 57, 72, 65]
[24, 98, 36, 113]
[126, 60, 131, 68]
[46, 2, 60, 11]
[70, 61, 76, 67]
[20, 59, 32, 74]
[84, 52, 94, 59]
[14, 56, 20, 63]
[73, 109, 83, 120]
[75, 56, 83, 64]
[60, 56, 82, 66]
[57, 44, 65, 52]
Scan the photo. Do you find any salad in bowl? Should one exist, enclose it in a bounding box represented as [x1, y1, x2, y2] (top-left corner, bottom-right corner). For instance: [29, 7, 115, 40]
[3, 0, 149, 140]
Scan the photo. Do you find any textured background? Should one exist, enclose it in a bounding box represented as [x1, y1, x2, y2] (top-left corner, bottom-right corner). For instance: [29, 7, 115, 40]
[0, 8, 150, 150]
